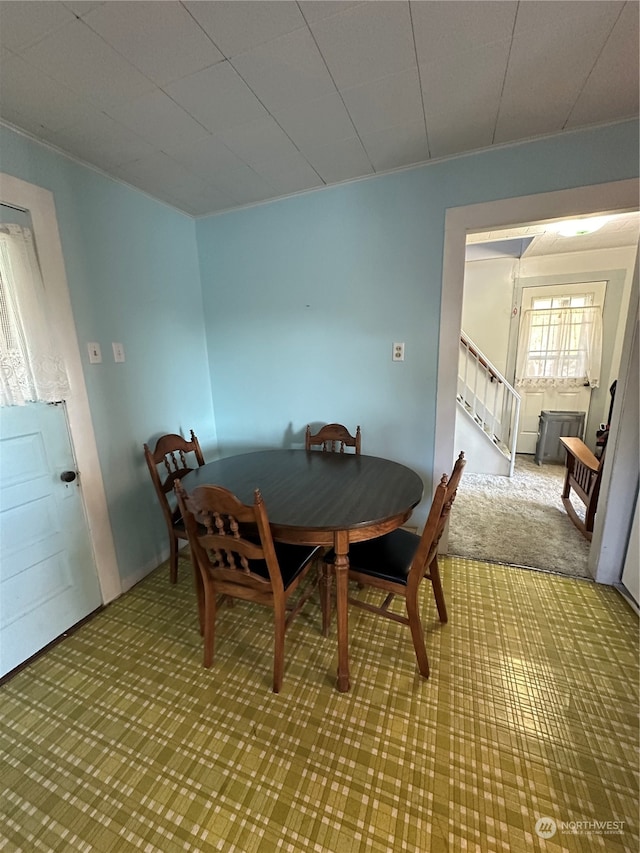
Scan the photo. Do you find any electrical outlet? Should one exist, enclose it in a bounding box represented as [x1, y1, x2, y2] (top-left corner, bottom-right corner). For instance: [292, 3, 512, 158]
[87, 342, 102, 364]
[392, 342, 405, 361]
[112, 342, 125, 363]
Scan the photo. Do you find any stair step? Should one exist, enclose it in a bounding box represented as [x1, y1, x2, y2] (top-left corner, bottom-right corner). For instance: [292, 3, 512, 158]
[456, 396, 512, 460]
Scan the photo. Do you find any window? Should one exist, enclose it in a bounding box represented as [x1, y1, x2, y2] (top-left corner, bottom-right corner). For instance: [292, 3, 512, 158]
[515, 294, 603, 389]
[0, 224, 70, 405]
[531, 294, 593, 310]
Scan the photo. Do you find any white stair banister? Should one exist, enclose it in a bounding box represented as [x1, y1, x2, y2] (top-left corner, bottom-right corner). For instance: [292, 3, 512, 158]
[458, 332, 521, 476]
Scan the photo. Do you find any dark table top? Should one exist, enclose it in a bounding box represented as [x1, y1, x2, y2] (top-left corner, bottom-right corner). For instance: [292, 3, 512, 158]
[182, 449, 424, 533]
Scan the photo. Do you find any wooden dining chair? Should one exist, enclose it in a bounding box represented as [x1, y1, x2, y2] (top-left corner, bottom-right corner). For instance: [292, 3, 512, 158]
[423, 450, 466, 623]
[305, 423, 361, 454]
[338, 473, 455, 678]
[321, 450, 466, 635]
[144, 430, 205, 583]
[174, 481, 321, 693]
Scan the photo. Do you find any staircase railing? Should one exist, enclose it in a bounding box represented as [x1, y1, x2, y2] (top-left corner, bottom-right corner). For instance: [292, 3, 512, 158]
[458, 332, 521, 476]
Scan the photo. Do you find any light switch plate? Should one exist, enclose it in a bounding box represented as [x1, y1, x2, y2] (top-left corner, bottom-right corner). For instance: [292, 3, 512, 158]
[87, 342, 102, 363]
[112, 342, 125, 363]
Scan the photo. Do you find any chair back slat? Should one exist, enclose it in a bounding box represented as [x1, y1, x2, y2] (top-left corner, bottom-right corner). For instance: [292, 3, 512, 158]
[175, 482, 283, 591]
[407, 475, 450, 587]
[410, 452, 467, 583]
[143, 429, 205, 583]
[305, 423, 361, 454]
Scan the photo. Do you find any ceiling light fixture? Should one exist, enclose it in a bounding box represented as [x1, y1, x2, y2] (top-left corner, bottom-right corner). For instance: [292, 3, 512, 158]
[550, 216, 610, 237]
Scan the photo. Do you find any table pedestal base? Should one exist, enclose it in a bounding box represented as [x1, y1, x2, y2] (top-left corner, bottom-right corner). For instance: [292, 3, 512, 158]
[333, 530, 350, 693]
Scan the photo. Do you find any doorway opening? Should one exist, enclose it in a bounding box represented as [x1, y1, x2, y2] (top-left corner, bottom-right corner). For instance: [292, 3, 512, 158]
[435, 179, 639, 582]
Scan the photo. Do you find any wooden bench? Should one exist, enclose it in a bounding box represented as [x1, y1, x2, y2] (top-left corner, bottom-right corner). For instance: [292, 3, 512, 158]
[559, 436, 603, 541]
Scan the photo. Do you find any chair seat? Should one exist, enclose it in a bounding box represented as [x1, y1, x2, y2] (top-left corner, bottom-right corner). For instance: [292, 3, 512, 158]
[249, 543, 320, 587]
[325, 528, 419, 585]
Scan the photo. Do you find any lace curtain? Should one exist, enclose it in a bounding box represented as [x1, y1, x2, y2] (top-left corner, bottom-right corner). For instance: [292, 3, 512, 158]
[0, 224, 71, 406]
[515, 305, 603, 390]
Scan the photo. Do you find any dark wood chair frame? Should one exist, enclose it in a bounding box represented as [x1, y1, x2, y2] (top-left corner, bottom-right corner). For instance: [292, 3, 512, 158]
[175, 481, 320, 693]
[346, 474, 453, 678]
[423, 450, 466, 624]
[144, 430, 205, 583]
[559, 436, 603, 541]
[305, 423, 361, 455]
[320, 451, 465, 637]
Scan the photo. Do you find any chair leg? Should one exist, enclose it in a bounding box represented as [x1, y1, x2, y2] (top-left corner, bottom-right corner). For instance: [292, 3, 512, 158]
[202, 583, 217, 668]
[192, 562, 205, 637]
[406, 594, 430, 678]
[273, 602, 286, 693]
[319, 562, 333, 637]
[429, 555, 448, 624]
[169, 533, 179, 584]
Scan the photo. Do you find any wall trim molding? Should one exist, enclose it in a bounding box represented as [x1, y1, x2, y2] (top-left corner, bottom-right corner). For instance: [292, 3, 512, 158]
[0, 171, 122, 603]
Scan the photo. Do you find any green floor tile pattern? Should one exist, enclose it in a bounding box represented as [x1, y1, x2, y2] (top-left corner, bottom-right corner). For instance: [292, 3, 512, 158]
[0, 556, 637, 852]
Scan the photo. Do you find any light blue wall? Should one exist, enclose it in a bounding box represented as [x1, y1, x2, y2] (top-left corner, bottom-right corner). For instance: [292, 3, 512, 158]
[1, 118, 637, 576]
[196, 120, 639, 514]
[0, 126, 217, 586]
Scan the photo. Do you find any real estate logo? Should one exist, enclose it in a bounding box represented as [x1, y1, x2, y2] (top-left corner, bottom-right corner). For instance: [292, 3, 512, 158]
[535, 817, 557, 839]
[534, 816, 625, 839]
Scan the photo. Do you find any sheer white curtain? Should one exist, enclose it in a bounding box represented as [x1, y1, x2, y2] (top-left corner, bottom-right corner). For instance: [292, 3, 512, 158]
[0, 224, 71, 406]
[515, 305, 603, 389]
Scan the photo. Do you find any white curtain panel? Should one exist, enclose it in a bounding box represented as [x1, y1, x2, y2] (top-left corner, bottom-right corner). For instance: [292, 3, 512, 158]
[515, 305, 603, 389]
[0, 225, 71, 406]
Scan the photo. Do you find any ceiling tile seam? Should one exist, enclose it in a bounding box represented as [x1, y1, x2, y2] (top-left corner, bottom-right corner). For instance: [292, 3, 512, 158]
[74, 11, 223, 143]
[177, 1, 327, 186]
[178, 0, 232, 61]
[44, 15, 164, 103]
[0, 116, 199, 218]
[216, 62, 327, 187]
[179, 0, 308, 61]
[562, 2, 629, 131]
[408, 0, 431, 160]
[1, 10, 73, 55]
[490, 0, 521, 146]
[295, 0, 375, 173]
[15, 11, 213, 153]
[64, 20, 322, 189]
[0, 77, 153, 162]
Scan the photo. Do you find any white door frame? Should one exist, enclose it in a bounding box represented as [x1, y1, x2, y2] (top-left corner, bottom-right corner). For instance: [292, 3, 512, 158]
[435, 177, 639, 580]
[0, 172, 121, 603]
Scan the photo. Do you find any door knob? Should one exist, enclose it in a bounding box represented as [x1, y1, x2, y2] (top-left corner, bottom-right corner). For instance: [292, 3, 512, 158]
[60, 470, 77, 483]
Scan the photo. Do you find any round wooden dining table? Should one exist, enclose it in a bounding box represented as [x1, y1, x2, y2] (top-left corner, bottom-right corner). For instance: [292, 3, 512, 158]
[182, 449, 424, 692]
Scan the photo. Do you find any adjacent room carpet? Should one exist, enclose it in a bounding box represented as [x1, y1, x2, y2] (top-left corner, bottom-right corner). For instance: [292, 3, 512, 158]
[448, 453, 591, 578]
[1, 555, 637, 852]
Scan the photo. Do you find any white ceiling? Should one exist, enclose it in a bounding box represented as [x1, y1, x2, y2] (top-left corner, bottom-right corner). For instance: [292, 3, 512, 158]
[467, 211, 640, 259]
[0, 1, 638, 217]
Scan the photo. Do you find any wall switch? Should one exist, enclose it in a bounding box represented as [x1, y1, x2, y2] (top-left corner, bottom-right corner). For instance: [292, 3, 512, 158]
[87, 342, 102, 364]
[112, 342, 125, 363]
[392, 342, 405, 361]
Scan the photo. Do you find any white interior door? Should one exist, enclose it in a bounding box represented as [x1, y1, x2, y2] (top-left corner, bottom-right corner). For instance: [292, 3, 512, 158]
[0, 402, 102, 676]
[516, 282, 606, 453]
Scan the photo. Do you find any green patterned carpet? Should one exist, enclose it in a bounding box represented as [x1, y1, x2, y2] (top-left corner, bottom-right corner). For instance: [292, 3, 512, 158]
[1, 556, 638, 852]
